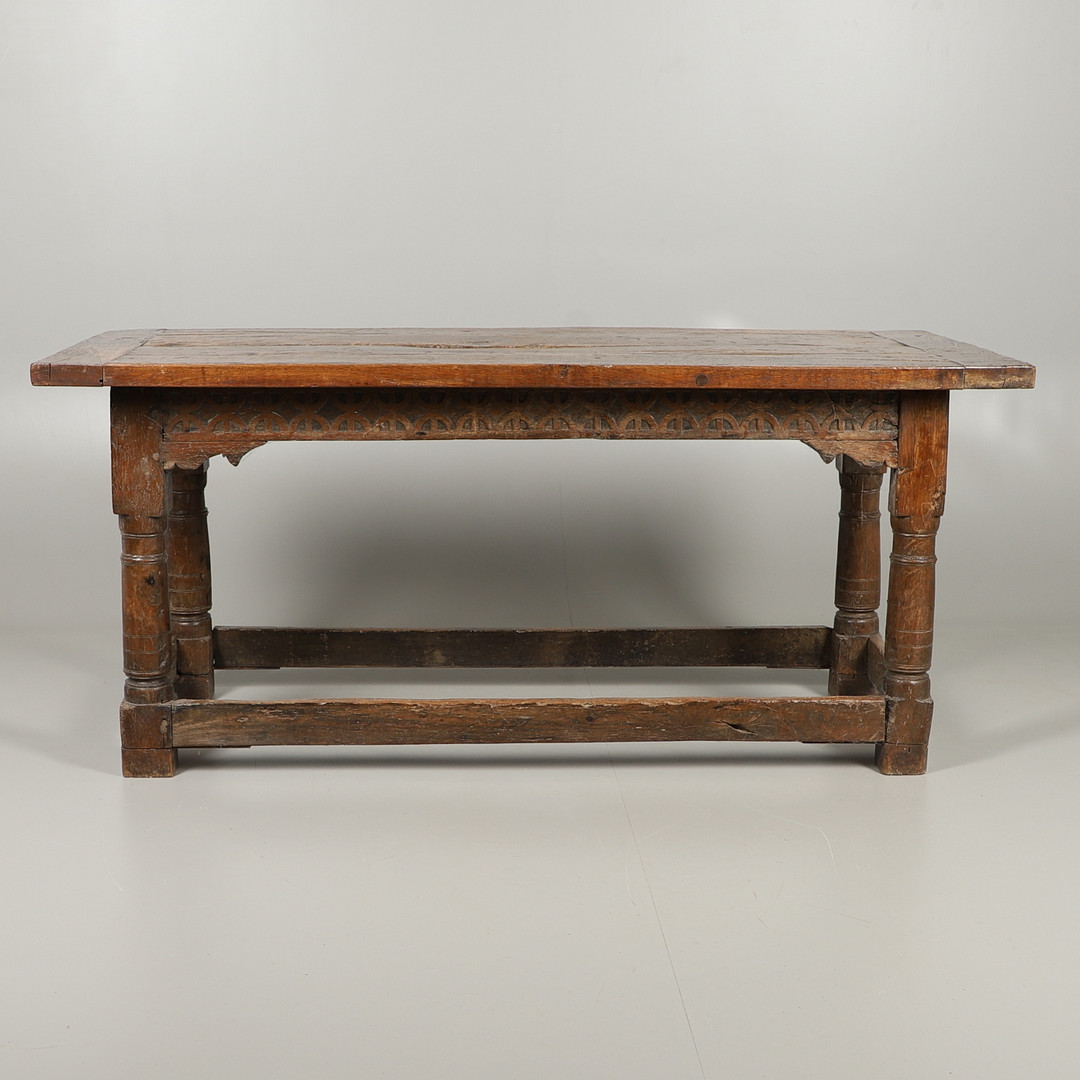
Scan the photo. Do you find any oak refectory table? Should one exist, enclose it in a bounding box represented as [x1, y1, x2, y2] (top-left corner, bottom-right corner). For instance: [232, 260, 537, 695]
[31, 328, 1035, 777]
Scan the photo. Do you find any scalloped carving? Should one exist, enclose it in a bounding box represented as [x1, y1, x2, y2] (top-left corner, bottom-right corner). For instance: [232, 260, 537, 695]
[156, 388, 899, 468]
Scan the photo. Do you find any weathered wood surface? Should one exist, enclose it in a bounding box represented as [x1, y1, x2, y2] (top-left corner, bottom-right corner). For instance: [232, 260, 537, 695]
[875, 331, 1034, 388]
[110, 388, 166, 517]
[829, 457, 885, 695]
[212, 625, 833, 670]
[31, 328, 1036, 390]
[877, 390, 949, 775]
[120, 748, 179, 778]
[168, 465, 214, 699]
[154, 387, 901, 469]
[31, 329, 158, 386]
[112, 391, 177, 777]
[170, 696, 886, 747]
[32, 328, 1035, 776]
[866, 634, 886, 695]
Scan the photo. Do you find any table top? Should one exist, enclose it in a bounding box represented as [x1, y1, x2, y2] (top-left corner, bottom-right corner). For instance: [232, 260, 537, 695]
[30, 328, 1035, 391]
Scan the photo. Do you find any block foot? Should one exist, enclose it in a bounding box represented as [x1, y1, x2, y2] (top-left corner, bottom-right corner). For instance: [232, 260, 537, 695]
[122, 748, 178, 778]
[875, 742, 927, 775]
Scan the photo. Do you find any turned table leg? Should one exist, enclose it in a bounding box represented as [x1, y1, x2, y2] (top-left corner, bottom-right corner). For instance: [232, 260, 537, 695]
[112, 389, 177, 777]
[877, 391, 949, 775]
[830, 456, 885, 695]
[168, 464, 214, 699]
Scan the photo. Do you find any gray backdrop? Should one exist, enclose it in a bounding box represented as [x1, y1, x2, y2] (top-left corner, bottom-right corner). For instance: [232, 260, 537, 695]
[3, 0, 1074, 639]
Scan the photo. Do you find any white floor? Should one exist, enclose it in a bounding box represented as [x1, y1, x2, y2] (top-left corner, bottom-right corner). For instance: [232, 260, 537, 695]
[1, 622, 1078, 1079]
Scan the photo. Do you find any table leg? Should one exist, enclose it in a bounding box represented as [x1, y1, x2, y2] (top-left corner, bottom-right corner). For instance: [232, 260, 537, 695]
[830, 456, 885, 695]
[112, 389, 177, 777]
[168, 464, 214, 699]
[877, 391, 948, 775]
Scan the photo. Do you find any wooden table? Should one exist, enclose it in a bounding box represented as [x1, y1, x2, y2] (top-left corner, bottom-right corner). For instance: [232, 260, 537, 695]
[32, 328, 1035, 777]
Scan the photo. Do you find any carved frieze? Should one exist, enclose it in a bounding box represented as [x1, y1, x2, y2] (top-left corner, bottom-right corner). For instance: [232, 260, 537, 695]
[155, 388, 899, 468]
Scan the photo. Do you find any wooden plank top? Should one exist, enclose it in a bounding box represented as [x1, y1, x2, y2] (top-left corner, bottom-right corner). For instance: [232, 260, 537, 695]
[30, 328, 1035, 391]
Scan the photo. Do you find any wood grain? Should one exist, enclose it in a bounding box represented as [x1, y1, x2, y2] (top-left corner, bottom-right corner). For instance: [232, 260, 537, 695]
[171, 696, 886, 747]
[33, 328, 1033, 776]
[829, 457, 885, 695]
[866, 634, 886, 695]
[31, 328, 1036, 391]
[30, 328, 159, 387]
[168, 465, 214, 699]
[110, 388, 166, 517]
[153, 387, 900, 470]
[878, 390, 949, 774]
[211, 626, 833, 670]
[121, 748, 178, 778]
[112, 388, 176, 776]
